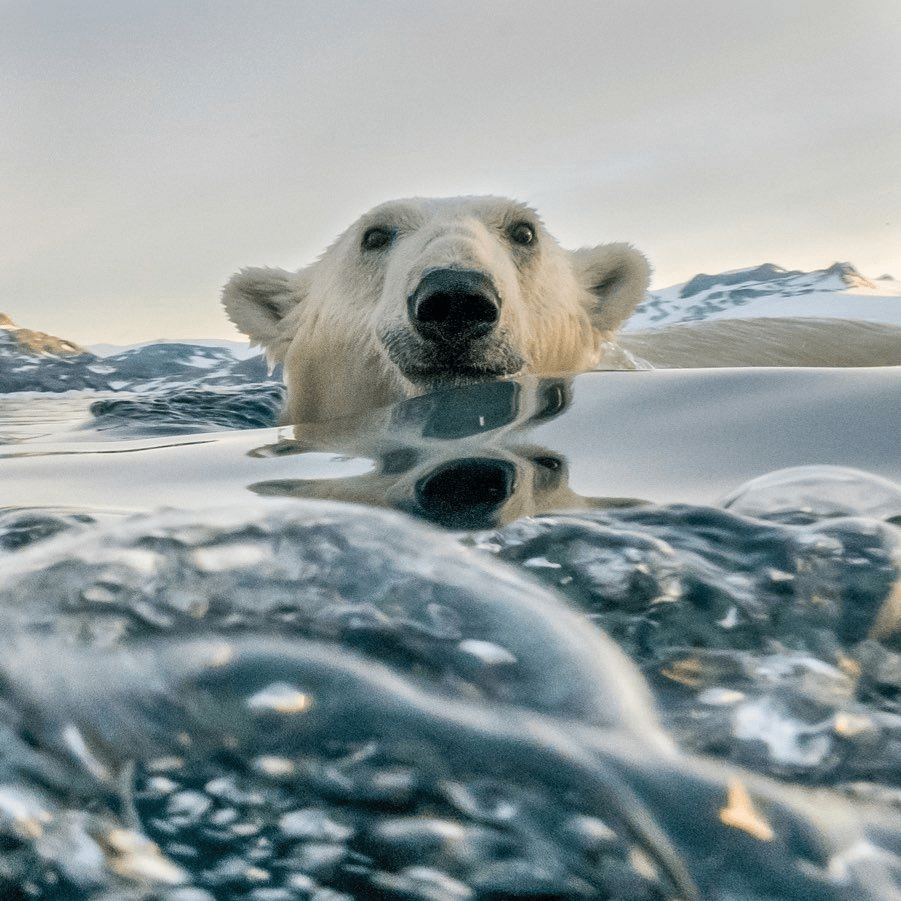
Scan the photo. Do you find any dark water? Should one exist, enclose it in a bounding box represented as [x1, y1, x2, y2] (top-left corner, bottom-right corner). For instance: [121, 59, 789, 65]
[1, 370, 901, 900]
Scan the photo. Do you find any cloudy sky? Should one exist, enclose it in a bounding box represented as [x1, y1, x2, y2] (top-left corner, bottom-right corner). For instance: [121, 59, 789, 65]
[2, 0, 899, 345]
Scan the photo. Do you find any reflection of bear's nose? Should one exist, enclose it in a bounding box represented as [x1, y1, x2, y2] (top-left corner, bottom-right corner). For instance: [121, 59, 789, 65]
[414, 457, 516, 529]
[408, 268, 501, 345]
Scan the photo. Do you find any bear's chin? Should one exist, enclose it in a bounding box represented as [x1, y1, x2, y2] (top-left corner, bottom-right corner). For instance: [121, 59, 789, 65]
[378, 326, 526, 390]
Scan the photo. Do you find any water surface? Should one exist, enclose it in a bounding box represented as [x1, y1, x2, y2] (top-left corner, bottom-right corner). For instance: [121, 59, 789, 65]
[1, 368, 901, 900]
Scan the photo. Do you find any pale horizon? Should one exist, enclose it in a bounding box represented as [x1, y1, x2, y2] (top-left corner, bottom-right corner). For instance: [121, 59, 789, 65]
[2, 0, 899, 345]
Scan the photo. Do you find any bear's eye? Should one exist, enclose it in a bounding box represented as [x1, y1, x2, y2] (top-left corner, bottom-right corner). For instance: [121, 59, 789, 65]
[509, 221, 536, 246]
[361, 226, 395, 251]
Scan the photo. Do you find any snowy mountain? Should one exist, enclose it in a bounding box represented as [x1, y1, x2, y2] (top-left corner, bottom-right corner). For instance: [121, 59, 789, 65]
[0, 313, 278, 394]
[626, 262, 901, 330]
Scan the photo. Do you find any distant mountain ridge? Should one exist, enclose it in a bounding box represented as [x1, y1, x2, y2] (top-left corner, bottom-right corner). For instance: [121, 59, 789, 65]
[679, 261, 875, 299]
[0, 313, 279, 394]
[627, 261, 901, 329]
[88, 337, 258, 359]
[0, 313, 89, 359]
[3, 261, 900, 393]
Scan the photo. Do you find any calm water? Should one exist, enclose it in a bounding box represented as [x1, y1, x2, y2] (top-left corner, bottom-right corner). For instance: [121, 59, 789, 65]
[1, 369, 901, 900]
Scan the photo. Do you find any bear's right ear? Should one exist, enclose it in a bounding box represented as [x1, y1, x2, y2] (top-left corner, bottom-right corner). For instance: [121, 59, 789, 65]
[222, 267, 305, 361]
[572, 243, 651, 334]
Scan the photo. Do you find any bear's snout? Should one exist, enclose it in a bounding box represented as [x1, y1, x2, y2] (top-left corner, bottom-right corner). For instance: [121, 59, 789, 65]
[407, 268, 501, 346]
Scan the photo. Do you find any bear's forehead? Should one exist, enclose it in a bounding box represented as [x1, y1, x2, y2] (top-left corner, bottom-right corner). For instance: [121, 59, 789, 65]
[357, 196, 541, 230]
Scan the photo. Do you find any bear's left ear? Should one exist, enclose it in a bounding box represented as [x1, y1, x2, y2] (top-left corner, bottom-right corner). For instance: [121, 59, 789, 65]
[572, 243, 651, 333]
[222, 266, 307, 363]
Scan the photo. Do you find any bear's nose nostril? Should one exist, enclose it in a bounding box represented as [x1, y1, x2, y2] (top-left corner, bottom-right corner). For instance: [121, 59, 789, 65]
[408, 268, 501, 344]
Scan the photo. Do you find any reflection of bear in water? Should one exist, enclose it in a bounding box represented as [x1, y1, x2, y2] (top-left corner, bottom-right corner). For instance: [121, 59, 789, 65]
[250, 378, 644, 529]
[224, 196, 650, 423]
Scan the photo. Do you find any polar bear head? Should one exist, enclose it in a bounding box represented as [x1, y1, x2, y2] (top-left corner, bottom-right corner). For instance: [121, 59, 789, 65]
[223, 196, 650, 422]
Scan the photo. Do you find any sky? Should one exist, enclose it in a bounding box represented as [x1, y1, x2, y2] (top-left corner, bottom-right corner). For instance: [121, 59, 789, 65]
[2, 0, 900, 345]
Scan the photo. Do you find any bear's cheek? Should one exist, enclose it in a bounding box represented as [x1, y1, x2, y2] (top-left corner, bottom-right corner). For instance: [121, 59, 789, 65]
[368, 286, 410, 339]
[371, 251, 419, 321]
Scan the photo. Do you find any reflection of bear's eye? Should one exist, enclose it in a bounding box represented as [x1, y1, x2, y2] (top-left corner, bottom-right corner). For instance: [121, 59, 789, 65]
[531, 454, 562, 471]
[509, 221, 536, 246]
[361, 227, 395, 251]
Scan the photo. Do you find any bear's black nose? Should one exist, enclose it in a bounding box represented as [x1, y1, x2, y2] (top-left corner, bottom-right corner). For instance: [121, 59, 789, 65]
[408, 268, 501, 345]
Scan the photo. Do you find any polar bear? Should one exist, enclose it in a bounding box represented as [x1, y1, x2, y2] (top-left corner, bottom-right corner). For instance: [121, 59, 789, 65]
[223, 196, 650, 422]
